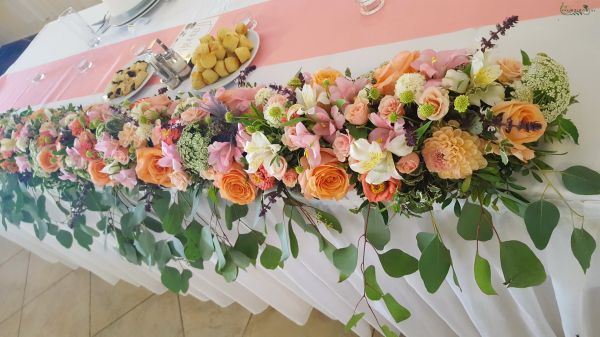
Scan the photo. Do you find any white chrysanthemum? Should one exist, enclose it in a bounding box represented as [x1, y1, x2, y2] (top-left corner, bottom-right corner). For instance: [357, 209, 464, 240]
[394, 73, 426, 97]
[254, 87, 276, 106]
[263, 103, 285, 127]
[514, 53, 571, 122]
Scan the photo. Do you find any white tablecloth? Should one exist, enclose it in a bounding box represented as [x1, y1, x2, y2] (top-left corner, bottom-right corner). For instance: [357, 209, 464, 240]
[2, 1, 600, 336]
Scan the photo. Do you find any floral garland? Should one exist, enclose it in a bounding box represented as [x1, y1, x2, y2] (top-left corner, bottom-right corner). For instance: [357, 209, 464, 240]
[1, 18, 599, 334]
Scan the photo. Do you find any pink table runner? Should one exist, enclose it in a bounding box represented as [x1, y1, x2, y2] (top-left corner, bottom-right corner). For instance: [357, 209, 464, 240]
[0, 0, 596, 111]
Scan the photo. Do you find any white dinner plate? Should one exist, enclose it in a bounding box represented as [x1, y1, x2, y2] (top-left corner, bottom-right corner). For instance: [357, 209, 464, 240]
[111, 0, 161, 27]
[103, 56, 155, 104]
[192, 29, 260, 92]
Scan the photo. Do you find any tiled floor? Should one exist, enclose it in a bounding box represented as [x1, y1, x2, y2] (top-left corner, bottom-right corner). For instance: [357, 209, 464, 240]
[0, 236, 375, 337]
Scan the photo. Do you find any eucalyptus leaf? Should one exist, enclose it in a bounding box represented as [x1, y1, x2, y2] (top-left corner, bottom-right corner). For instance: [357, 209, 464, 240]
[524, 200, 560, 250]
[225, 204, 248, 230]
[344, 312, 365, 333]
[260, 245, 282, 270]
[74, 226, 93, 251]
[180, 269, 193, 293]
[163, 203, 184, 235]
[134, 229, 156, 258]
[474, 254, 497, 295]
[382, 293, 411, 323]
[288, 221, 299, 258]
[571, 228, 596, 273]
[500, 240, 546, 288]
[561, 166, 600, 195]
[457, 202, 493, 241]
[416, 232, 436, 252]
[378, 249, 418, 278]
[213, 237, 226, 271]
[363, 206, 390, 250]
[381, 325, 398, 337]
[332, 244, 358, 282]
[275, 223, 290, 261]
[418, 235, 451, 293]
[364, 265, 383, 300]
[315, 209, 342, 233]
[56, 230, 73, 248]
[161, 266, 182, 293]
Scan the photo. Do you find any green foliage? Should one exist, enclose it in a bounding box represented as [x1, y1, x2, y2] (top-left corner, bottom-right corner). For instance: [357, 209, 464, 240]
[160, 267, 193, 293]
[344, 313, 365, 333]
[520, 50, 531, 66]
[561, 166, 600, 195]
[418, 235, 451, 293]
[260, 245, 282, 270]
[363, 206, 390, 250]
[457, 202, 493, 241]
[364, 265, 383, 301]
[315, 209, 342, 233]
[500, 241, 546, 288]
[275, 223, 291, 262]
[571, 228, 596, 273]
[382, 293, 411, 323]
[378, 249, 418, 278]
[474, 254, 497, 295]
[225, 204, 248, 230]
[332, 244, 358, 282]
[524, 200, 560, 250]
[56, 230, 73, 248]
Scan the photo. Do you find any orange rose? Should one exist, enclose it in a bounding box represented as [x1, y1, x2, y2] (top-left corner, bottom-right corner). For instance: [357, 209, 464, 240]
[135, 147, 174, 187]
[497, 58, 522, 84]
[396, 152, 420, 174]
[299, 162, 349, 200]
[88, 160, 111, 186]
[360, 174, 399, 202]
[218, 167, 256, 205]
[373, 51, 420, 95]
[312, 68, 342, 87]
[37, 146, 60, 173]
[492, 101, 547, 145]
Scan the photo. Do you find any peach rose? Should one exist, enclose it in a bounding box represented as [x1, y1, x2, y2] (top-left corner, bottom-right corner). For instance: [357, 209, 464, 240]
[37, 147, 60, 173]
[332, 132, 353, 162]
[344, 99, 369, 125]
[417, 86, 450, 120]
[312, 68, 342, 87]
[299, 162, 349, 200]
[373, 51, 420, 95]
[282, 169, 298, 188]
[270, 156, 288, 180]
[170, 170, 190, 191]
[218, 167, 257, 205]
[378, 95, 405, 120]
[135, 147, 174, 187]
[486, 141, 535, 162]
[491, 101, 547, 145]
[497, 58, 522, 84]
[360, 174, 400, 202]
[396, 152, 420, 174]
[88, 160, 111, 186]
[180, 107, 208, 124]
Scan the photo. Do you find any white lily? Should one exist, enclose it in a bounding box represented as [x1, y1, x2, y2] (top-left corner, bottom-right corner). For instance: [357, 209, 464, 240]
[244, 131, 282, 174]
[386, 134, 413, 157]
[442, 69, 470, 93]
[349, 138, 400, 185]
[295, 84, 329, 109]
[469, 83, 505, 106]
[471, 51, 501, 88]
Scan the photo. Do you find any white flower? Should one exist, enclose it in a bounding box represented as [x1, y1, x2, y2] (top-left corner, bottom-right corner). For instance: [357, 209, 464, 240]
[100, 161, 120, 175]
[349, 138, 400, 185]
[469, 83, 505, 106]
[135, 124, 152, 141]
[254, 87, 276, 106]
[471, 51, 501, 88]
[244, 131, 282, 174]
[295, 84, 329, 109]
[394, 73, 426, 97]
[263, 103, 286, 127]
[386, 135, 413, 157]
[442, 69, 470, 93]
[0, 138, 16, 153]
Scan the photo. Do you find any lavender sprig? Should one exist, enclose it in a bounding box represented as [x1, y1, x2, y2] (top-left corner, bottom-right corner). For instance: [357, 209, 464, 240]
[480, 15, 519, 52]
[268, 84, 297, 104]
[236, 65, 257, 87]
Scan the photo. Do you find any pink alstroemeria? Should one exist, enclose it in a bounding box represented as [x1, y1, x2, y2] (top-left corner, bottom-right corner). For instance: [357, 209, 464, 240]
[158, 141, 183, 171]
[15, 155, 31, 172]
[411, 49, 470, 79]
[329, 77, 369, 104]
[94, 133, 119, 157]
[208, 141, 242, 172]
[235, 123, 252, 150]
[66, 146, 87, 169]
[110, 168, 137, 189]
[58, 169, 77, 182]
[311, 106, 344, 143]
[86, 104, 113, 122]
[368, 113, 413, 157]
[289, 123, 321, 168]
[215, 87, 262, 114]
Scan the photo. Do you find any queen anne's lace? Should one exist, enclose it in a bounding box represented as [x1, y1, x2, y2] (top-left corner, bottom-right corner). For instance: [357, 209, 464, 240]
[513, 53, 571, 122]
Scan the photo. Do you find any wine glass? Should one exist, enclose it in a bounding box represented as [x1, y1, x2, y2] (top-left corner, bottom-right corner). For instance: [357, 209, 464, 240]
[355, 0, 385, 15]
[58, 7, 101, 73]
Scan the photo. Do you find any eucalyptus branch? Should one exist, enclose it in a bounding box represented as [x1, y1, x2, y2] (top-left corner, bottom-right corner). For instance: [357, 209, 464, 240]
[535, 165, 584, 219]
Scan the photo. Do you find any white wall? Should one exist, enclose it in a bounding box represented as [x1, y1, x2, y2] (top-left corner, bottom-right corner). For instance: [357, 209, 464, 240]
[0, 0, 101, 44]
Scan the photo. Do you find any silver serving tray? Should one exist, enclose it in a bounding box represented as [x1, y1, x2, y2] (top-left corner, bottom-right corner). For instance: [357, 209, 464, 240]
[110, 0, 161, 27]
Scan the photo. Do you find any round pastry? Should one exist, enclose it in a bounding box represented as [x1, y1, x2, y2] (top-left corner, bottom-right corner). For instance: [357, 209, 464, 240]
[234, 47, 251, 64]
[235, 22, 248, 35]
[222, 32, 240, 52]
[238, 35, 254, 50]
[224, 56, 240, 73]
[214, 60, 229, 77]
[202, 68, 219, 84]
[199, 52, 217, 69]
[217, 27, 232, 41]
[191, 69, 206, 89]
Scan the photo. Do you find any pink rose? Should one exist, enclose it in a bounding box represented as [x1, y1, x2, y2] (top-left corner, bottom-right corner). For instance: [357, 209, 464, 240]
[332, 132, 353, 162]
[180, 107, 208, 124]
[266, 94, 288, 107]
[378, 95, 405, 120]
[282, 169, 298, 187]
[396, 152, 420, 174]
[170, 170, 190, 191]
[281, 126, 300, 151]
[344, 99, 369, 125]
[417, 87, 450, 121]
[270, 156, 288, 180]
[113, 147, 130, 165]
